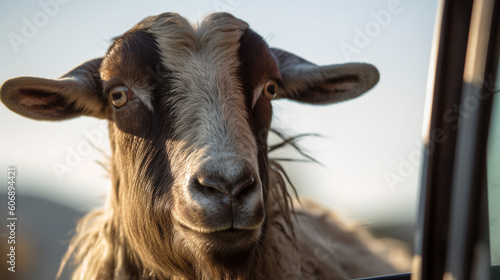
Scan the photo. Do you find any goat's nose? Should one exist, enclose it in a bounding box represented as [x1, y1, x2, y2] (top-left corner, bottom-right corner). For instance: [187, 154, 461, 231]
[194, 173, 256, 200]
[185, 165, 264, 231]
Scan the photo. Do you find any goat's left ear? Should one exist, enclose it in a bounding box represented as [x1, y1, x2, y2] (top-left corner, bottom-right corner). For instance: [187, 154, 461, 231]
[271, 48, 379, 104]
[0, 58, 106, 121]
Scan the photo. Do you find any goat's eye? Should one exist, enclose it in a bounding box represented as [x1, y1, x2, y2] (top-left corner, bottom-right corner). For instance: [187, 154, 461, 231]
[263, 80, 278, 100]
[110, 86, 129, 108]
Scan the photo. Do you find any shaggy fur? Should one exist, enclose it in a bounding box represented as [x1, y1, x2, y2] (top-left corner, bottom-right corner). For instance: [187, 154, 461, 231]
[56, 134, 409, 279]
[58, 158, 408, 280]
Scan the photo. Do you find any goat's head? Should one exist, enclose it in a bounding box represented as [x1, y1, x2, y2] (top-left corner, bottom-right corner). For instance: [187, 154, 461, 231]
[1, 13, 379, 276]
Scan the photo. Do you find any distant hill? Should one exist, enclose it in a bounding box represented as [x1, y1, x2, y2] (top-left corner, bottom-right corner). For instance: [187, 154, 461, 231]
[1, 195, 82, 280]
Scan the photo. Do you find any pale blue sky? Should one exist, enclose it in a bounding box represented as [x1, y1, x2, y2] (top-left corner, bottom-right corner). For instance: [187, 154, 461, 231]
[0, 0, 438, 224]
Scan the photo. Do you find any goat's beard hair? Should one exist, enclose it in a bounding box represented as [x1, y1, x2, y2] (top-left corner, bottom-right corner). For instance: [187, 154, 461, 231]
[58, 131, 299, 280]
[173, 226, 271, 280]
[118, 206, 273, 280]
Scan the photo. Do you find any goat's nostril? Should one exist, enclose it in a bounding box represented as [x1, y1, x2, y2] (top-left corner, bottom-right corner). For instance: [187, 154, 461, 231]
[232, 175, 256, 198]
[195, 177, 225, 195]
[206, 186, 221, 195]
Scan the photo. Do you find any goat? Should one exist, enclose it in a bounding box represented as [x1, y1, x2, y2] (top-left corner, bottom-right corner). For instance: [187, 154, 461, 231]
[1, 12, 407, 280]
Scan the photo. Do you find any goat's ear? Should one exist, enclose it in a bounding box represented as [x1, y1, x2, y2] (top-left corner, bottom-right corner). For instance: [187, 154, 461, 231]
[0, 58, 107, 121]
[271, 48, 379, 104]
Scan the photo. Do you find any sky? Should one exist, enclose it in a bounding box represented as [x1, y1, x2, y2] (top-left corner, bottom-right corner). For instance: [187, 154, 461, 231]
[0, 0, 438, 225]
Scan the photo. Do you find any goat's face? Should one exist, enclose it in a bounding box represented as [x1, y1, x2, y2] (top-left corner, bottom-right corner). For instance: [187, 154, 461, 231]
[1, 12, 379, 271]
[101, 14, 274, 262]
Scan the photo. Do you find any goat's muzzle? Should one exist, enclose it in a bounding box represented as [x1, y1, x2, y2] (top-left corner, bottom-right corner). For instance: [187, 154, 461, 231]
[173, 158, 265, 252]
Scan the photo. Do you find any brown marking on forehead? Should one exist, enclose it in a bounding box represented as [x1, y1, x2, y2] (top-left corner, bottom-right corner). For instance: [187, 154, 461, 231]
[100, 30, 161, 87]
[238, 29, 281, 84]
[100, 30, 166, 135]
[237, 29, 281, 106]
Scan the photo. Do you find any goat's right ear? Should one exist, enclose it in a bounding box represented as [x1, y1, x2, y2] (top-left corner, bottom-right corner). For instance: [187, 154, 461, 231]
[0, 58, 107, 121]
[271, 48, 379, 105]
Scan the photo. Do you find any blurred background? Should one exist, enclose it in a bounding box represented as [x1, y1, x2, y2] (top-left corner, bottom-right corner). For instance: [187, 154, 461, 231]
[0, 0, 438, 279]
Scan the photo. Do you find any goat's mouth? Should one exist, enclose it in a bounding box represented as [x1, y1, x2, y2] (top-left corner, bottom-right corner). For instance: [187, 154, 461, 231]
[175, 217, 261, 235]
[174, 218, 263, 253]
[177, 220, 259, 235]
